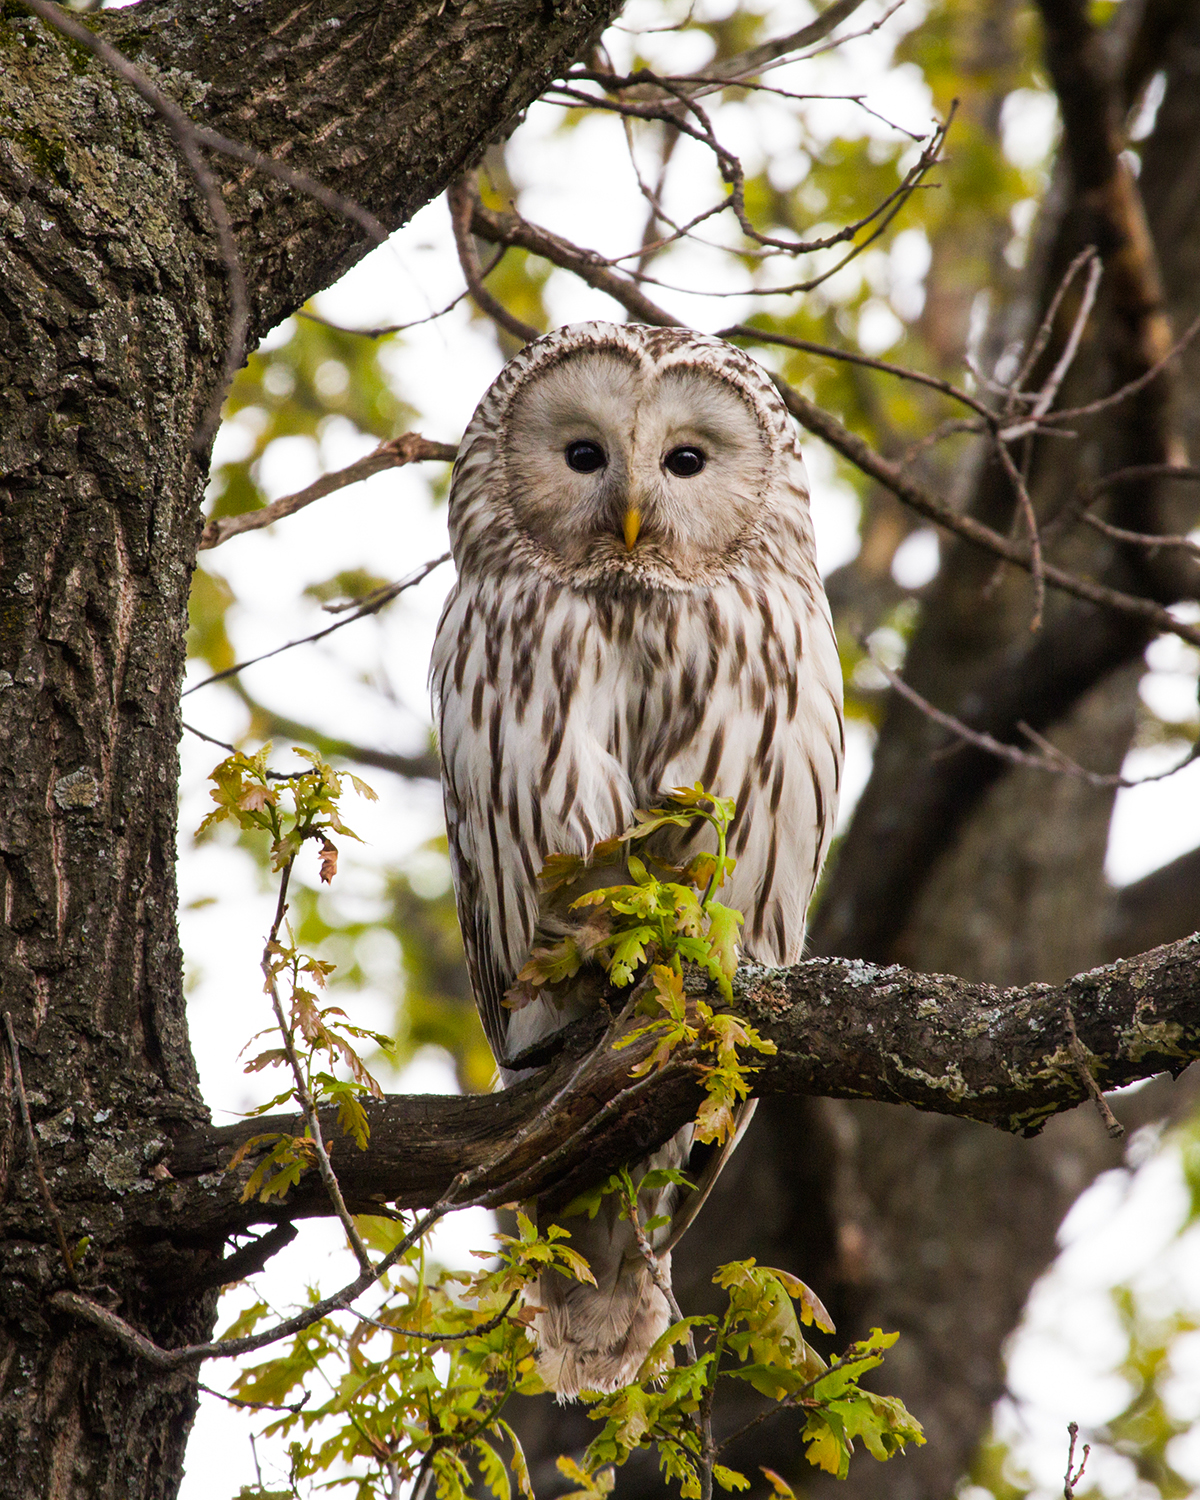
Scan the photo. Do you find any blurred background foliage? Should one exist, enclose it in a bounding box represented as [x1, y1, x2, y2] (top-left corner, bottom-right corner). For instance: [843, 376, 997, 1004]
[967, 1113, 1200, 1500]
[183, 1, 1200, 1494]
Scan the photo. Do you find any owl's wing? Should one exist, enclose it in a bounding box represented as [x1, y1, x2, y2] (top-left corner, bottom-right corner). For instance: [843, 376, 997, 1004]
[432, 577, 636, 1065]
[439, 786, 513, 1062]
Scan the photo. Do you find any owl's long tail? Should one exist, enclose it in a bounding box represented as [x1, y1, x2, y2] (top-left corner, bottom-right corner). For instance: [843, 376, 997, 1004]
[531, 1104, 756, 1399]
[531, 1126, 689, 1399]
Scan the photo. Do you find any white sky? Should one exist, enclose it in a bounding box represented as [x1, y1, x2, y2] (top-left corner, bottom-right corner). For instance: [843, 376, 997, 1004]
[177, 2, 1200, 1494]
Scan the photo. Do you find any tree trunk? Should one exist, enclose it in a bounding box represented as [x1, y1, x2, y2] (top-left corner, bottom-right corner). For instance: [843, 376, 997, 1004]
[0, 2, 621, 1493]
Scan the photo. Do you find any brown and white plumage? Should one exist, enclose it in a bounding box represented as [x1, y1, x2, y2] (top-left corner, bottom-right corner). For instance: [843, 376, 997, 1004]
[431, 322, 843, 1395]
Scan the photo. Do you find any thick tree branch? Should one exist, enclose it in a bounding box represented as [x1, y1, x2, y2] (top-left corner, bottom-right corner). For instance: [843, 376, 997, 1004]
[157, 933, 1200, 1249]
[115, 0, 627, 341]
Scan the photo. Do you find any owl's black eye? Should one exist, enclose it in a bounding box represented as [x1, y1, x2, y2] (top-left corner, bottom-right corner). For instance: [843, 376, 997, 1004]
[663, 445, 706, 478]
[565, 440, 607, 473]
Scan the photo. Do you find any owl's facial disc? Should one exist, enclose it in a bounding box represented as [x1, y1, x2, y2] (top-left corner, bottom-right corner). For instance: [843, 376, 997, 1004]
[504, 348, 774, 584]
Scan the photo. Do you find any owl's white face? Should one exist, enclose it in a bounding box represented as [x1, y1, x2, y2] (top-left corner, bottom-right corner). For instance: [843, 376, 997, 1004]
[501, 343, 776, 586]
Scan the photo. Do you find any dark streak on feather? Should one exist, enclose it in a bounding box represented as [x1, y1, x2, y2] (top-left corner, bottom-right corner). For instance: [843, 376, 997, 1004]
[754, 829, 779, 941]
[699, 723, 726, 789]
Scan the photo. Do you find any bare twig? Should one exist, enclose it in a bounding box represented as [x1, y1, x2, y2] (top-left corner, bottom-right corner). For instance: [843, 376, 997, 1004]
[601, 98, 922, 268]
[3, 1012, 79, 1286]
[181, 721, 309, 780]
[1050, 464, 1200, 557]
[1064, 1421, 1091, 1498]
[724, 0, 909, 76]
[1079, 509, 1200, 557]
[898, 415, 983, 468]
[983, 252, 1102, 625]
[546, 82, 949, 286]
[227, 684, 442, 781]
[448, 176, 540, 344]
[631, 115, 682, 276]
[468, 199, 680, 326]
[722, 324, 995, 423]
[1084, 463, 1200, 498]
[182, 553, 451, 697]
[190, 684, 441, 781]
[351, 1291, 521, 1342]
[1031, 305, 1200, 431]
[1006, 247, 1099, 409]
[993, 437, 1047, 630]
[201, 434, 456, 550]
[50, 1197, 453, 1368]
[672, 0, 868, 89]
[714, 1347, 881, 1456]
[297, 251, 504, 339]
[579, 0, 904, 104]
[999, 253, 1103, 441]
[474, 94, 946, 304]
[868, 647, 1198, 789]
[775, 377, 1200, 649]
[612, 5, 697, 38]
[1065, 1009, 1125, 1140]
[197, 1380, 310, 1415]
[260, 862, 374, 1274]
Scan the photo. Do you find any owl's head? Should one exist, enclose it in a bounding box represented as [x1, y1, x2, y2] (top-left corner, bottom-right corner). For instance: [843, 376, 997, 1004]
[449, 323, 814, 591]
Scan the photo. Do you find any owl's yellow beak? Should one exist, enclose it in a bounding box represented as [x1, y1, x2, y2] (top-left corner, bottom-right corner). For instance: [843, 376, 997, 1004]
[623, 507, 642, 550]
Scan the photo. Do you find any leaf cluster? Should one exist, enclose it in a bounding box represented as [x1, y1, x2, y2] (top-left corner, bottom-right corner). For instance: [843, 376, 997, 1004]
[559, 1238, 923, 1497]
[520, 785, 774, 1145]
[200, 747, 389, 1203]
[197, 743, 376, 870]
[222, 1214, 596, 1500]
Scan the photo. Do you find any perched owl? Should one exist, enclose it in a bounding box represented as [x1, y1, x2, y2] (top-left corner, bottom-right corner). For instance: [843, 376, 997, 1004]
[431, 322, 843, 1397]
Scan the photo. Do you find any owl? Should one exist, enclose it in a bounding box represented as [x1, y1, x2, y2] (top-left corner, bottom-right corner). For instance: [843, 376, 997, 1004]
[431, 322, 844, 1397]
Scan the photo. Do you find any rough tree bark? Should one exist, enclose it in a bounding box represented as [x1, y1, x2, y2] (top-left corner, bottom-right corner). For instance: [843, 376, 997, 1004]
[0, 1, 622, 1494]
